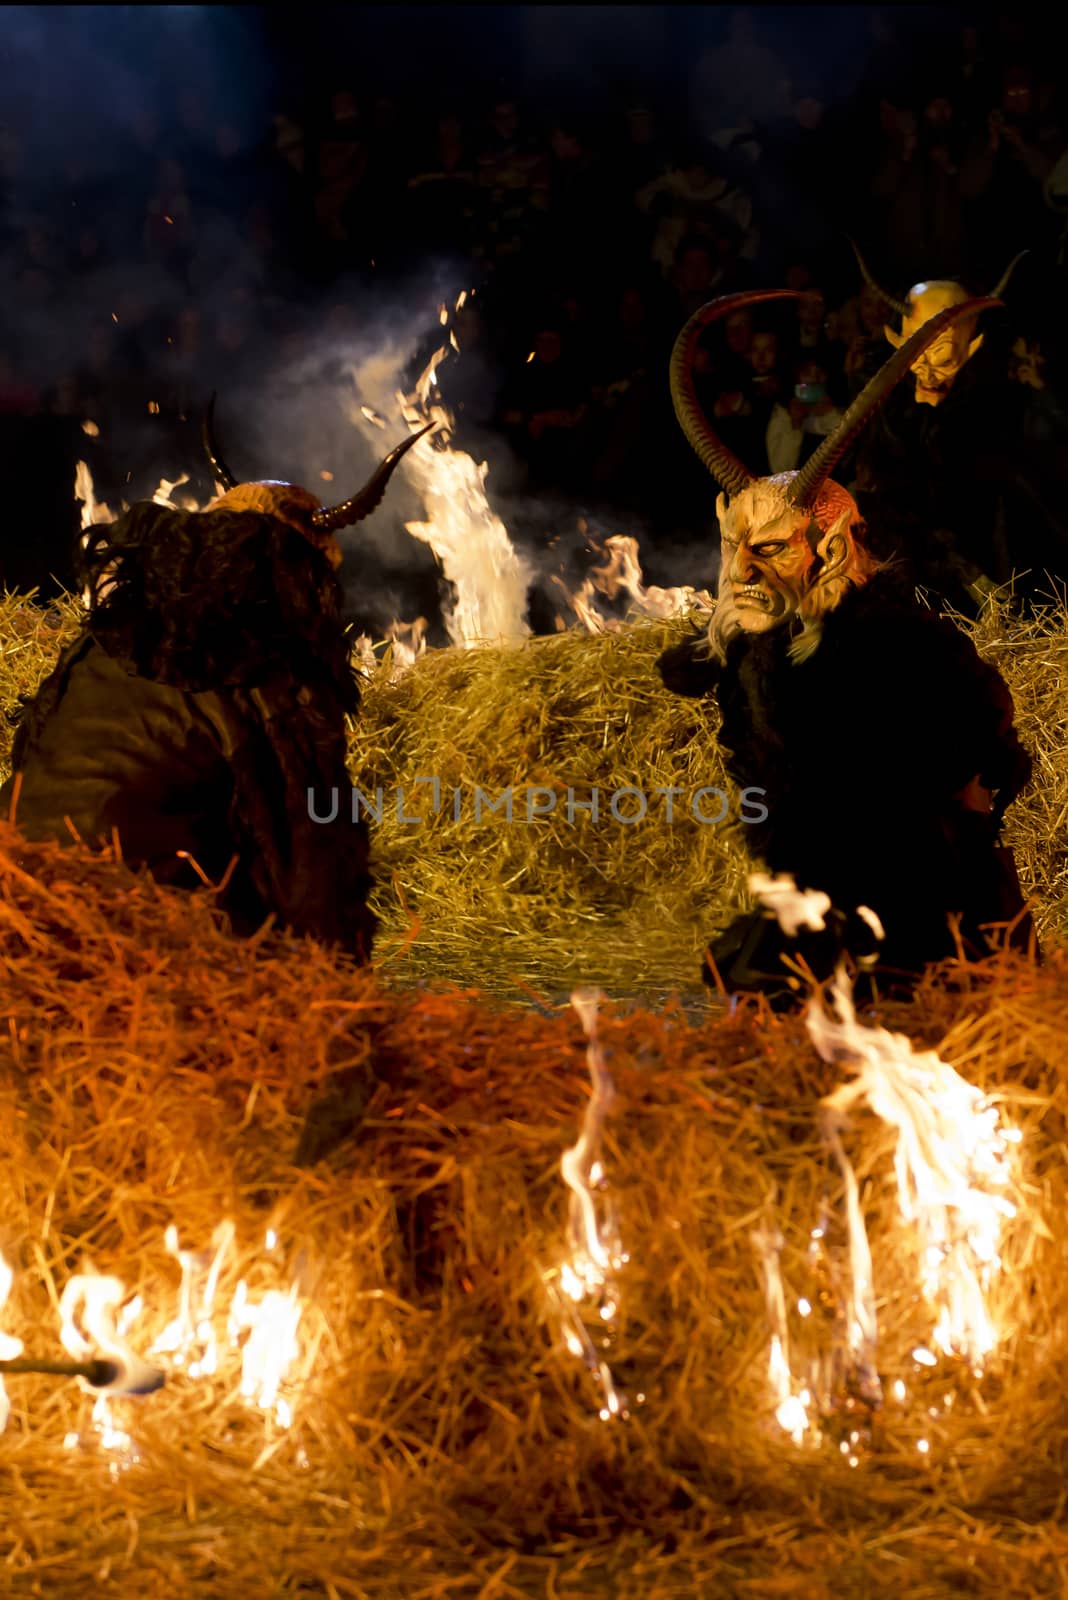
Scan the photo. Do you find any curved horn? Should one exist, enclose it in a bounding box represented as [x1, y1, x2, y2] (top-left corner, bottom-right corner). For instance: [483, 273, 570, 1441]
[989, 248, 1029, 300]
[670, 290, 802, 497]
[201, 393, 239, 491]
[790, 297, 1002, 509]
[312, 421, 437, 532]
[848, 237, 908, 318]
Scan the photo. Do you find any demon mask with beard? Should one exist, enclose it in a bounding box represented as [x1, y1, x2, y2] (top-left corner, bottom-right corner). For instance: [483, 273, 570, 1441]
[658, 291, 1036, 1001]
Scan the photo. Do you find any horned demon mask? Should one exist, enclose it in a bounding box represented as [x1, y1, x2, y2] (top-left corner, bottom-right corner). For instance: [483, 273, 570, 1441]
[852, 244, 1027, 405]
[202, 396, 435, 567]
[669, 290, 999, 661]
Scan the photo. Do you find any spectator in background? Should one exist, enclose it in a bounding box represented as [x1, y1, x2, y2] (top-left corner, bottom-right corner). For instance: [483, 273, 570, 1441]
[473, 94, 550, 271]
[617, 102, 672, 194]
[759, 77, 850, 279]
[1045, 137, 1068, 263]
[744, 326, 786, 425]
[949, 21, 995, 133]
[310, 90, 369, 256]
[871, 91, 968, 279]
[405, 110, 479, 257]
[670, 239, 720, 320]
[499, 323, 590, 494]
[637, 150, 754, 279]
[0, 350, 39, 416]
[690, 8, 791, 136]
[961, 65, 1063, 273]
[791, 288, 831, 357]
[544, 116, 610, 252]
[722, 305, 754, 374]
[766, 351, 845, 474]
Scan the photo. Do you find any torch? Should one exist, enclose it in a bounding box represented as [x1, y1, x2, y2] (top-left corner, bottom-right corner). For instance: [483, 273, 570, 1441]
[0, 1354, 164, 1392]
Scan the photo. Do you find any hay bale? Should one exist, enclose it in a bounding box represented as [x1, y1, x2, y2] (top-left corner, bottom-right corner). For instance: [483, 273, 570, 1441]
[351, 620, 750, 999]
[1, 828, 1068, 1596]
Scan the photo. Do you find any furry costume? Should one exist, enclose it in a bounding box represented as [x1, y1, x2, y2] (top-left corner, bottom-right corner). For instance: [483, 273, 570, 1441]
[1, 412, 434, 958]
[659, 573, 1033, 984]
[660, 290, 1035, 998]
[2, 502, 374, 956]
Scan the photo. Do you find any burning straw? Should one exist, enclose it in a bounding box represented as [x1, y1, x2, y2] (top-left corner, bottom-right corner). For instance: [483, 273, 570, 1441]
[0, 827, 1067, 1593]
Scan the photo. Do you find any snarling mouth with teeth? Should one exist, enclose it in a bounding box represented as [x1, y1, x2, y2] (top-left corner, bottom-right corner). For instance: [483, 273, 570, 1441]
[734, 583, 779, 612]
[913, 372, 955, 405]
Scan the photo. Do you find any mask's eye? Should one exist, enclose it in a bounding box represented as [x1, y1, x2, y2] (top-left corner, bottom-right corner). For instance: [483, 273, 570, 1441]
[755, 541, 787, 558]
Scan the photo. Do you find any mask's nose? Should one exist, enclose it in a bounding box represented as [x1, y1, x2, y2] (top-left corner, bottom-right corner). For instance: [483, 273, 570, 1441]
[731, 543, 757, 583]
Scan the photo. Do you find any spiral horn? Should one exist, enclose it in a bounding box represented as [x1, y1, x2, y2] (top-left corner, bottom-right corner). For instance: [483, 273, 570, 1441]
[670, 291, 803, 497]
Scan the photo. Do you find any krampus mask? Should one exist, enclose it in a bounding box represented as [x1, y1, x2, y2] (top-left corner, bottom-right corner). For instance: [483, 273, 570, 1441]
[202, 396, 435, 567]
[851, 244, 1027, 405]
[669, 289, 1000, 662]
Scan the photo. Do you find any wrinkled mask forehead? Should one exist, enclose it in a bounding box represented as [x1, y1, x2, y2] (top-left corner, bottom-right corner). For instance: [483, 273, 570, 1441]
[718, 483, 815, 549]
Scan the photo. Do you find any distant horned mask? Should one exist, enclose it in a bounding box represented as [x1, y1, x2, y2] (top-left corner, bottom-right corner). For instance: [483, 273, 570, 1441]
[851, 243, 1027, 405]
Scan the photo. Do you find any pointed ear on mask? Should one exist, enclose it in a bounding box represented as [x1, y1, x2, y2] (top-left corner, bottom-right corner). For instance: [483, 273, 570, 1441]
[968, 331, 984, 361]
[716, 491, 736, 545]
[884, 323, 903, 348]
[814, 510, 853, 585]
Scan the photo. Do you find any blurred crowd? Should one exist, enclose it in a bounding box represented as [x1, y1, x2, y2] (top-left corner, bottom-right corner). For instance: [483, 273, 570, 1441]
[1, 5, 1066, 551]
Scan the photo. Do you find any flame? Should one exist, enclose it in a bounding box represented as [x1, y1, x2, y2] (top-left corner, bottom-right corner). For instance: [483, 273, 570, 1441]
[753, 1226, 813, 1445]
[384, 616, 428, 676]
[398, 345, 532, 649]
[753, 873, 1021, 1378]
[360, 405, 386, 429]
[565, 534, 714, 635]
[58, 1273, 160, 1397]
[59, 1272, 160, 1468]
[228, 1279, 302, 1429]
[150, 1220, 235, 1378]
[550, 988, 629, 1421]
[74, 460, 116, 530]
[152, 1222, 302, 1431]
[815, 966, 1019, 1370]
[0, 1251, 25, 1435]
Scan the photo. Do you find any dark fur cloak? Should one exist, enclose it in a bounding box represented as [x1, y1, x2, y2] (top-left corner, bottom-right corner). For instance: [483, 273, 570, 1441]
[658, 574, 1033, 975]
[1, 502, 375, 960]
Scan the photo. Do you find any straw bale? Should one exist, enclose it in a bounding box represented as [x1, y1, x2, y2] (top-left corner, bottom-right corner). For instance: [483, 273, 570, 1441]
[1, 827, 1068, 1596]
[1, 587, 1065, 1000]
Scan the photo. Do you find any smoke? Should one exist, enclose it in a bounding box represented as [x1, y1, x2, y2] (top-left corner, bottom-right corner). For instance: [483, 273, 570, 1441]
[2, 7, 721, 637]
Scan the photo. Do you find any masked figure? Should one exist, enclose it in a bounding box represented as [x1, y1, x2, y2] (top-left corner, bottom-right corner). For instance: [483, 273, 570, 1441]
[1, 406, 434, 959]
[658, 292, 1035, 1001]
[849, 244, 1068, 610]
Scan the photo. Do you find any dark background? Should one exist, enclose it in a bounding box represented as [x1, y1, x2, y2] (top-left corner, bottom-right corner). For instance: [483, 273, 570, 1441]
[1, 5, 1065, 630]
